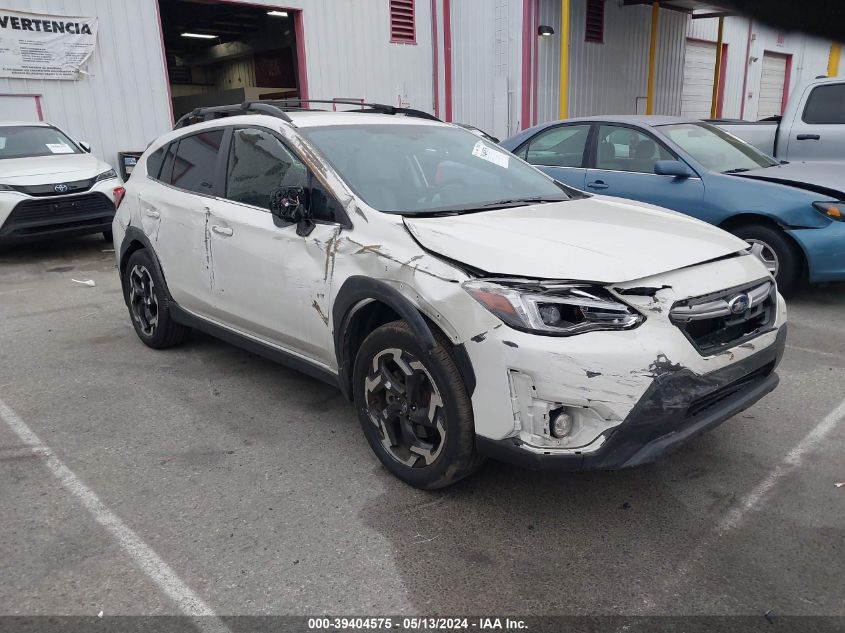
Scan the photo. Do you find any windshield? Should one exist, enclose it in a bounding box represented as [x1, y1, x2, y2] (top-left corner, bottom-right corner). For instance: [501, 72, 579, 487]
[0, 126, 81, 160]
[299, 123, 567, 214]
[658, 122, 778, 172]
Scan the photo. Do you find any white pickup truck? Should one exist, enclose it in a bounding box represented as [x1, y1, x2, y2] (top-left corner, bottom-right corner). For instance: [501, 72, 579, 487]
[712, 77, 845, 162]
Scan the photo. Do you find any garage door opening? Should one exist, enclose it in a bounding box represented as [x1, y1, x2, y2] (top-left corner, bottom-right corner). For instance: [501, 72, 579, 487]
[157, 0, 306, 121]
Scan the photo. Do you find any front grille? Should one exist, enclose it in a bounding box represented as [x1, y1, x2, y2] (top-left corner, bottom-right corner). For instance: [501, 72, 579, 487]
[669, 280, 776, 356]
[2, 193, 115, 237]
[686, 361, 775, 419]
[7, 177, 96, 197]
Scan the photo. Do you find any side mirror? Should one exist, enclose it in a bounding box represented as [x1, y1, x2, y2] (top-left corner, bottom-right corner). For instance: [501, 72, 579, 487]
[79, 141, 92, 153]
[270, 186, 314, 236]
[654, 160, 692, 178]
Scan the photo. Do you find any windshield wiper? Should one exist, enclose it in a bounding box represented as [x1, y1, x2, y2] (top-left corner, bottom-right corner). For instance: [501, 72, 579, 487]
[723, 168, 751, 174]
[401, 195, 569, 217]
[470, 196, 569, 208]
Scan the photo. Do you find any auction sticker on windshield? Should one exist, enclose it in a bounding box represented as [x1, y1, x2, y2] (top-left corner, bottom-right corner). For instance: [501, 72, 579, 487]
[472, 141, 509, 168]
[46, 143, 74, 154]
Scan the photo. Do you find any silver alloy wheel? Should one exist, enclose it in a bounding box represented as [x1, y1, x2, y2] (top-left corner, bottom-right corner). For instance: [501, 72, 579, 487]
[746, 239, 780, 277]
[364, 348, 446, 468]
[128, 264, 159, 337]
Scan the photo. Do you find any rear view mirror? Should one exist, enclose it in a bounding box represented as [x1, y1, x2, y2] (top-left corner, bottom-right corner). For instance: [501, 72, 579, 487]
[654, 160, 692, 178]
[270, 186, 315, 236]
[79, 141, 92, 153]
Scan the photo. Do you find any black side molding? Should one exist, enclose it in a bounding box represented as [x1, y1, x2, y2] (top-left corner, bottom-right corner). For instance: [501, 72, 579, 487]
[169, 304, 340, 389]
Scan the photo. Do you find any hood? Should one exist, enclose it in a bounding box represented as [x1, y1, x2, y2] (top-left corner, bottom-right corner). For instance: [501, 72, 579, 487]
[733, 162, 845, 199]
[403, 196, 748, 283]
[0, 153, 106, 184]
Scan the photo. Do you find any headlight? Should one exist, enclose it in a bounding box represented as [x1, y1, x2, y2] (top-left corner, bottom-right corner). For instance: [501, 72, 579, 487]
[462, 279, 644, 336]
[95, 169, 118, 182]
[813, 202, 845, 221]
[0, 184, 13, 191]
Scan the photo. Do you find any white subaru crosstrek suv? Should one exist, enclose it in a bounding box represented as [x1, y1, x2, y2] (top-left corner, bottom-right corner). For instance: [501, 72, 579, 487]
[0, 121, 124, 246]
[113, 101, 787, 489]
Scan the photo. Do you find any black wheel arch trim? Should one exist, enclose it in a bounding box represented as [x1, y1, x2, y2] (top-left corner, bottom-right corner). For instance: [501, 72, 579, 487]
[332, 276, 476, 401]
[119, 226, 176, 306]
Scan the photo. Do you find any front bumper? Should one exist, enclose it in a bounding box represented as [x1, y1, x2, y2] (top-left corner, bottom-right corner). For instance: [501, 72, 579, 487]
[476, 325, 786, 471]
[0, 185, 119, 245]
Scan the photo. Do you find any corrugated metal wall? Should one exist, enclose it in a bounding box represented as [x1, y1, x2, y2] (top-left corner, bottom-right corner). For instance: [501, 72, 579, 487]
[0, 0, 174, 169]
[448, 0, 521, 140]
[536, 0, 561, 123]
[568, 0, 688, 117]
[686, 17, 834, 120]
[0, 0, 435, 167]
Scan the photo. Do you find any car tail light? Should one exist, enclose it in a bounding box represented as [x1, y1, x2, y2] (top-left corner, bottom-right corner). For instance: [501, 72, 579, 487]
[113, 186, 126, 209]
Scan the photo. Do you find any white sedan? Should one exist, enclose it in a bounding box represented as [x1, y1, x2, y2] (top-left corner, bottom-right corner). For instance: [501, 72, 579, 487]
[0, 121, 124, 246]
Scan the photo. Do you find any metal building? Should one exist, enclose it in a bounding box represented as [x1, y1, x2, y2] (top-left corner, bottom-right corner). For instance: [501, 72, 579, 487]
[1, 0, 840, 171]
[1, 0, 436, 168]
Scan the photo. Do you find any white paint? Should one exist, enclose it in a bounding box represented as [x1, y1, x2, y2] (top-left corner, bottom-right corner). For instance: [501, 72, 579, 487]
[0, 397, 231, 631]
[717, 394, 845, 533]
[403, 196, 747, 283]
[758, 52, 788, 118]
[681, 40, 718, 119]
[0, 95, 41, 120]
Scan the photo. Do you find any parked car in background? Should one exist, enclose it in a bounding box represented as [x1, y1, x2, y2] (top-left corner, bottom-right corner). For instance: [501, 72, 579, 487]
[503, 116, 845, 293]
[711, 77, 845, 163]
[0, 121, 124, 246]
[115, 102, 786, 489]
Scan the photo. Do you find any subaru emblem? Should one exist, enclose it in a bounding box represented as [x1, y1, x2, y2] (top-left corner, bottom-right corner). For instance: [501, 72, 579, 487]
[728, 293, 751, 315]
[54, 183, 69, 193]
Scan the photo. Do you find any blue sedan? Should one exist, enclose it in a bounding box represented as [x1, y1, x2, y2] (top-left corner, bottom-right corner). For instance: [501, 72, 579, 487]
[502, 116, 845, 292]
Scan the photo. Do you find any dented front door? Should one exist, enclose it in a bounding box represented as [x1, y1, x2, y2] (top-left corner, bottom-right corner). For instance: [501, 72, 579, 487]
[206, 199, 337, 367]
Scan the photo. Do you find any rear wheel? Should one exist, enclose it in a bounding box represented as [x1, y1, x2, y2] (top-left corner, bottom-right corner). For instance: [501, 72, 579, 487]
[123, 249, 190, 349]
[731, 224, 801, 294]
[352, 321, 483, 489]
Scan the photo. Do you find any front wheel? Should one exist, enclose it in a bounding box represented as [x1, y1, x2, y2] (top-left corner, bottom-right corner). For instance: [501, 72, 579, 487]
[352, 321, 483, 489]
[731, 224, 801, 294]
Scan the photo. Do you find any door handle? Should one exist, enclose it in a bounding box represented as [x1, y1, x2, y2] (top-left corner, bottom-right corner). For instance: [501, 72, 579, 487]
[145, 210, 160, 219]
[211, 225, 233, 237]
[587, 180, 609, 190]
[796, 134, 821, 140]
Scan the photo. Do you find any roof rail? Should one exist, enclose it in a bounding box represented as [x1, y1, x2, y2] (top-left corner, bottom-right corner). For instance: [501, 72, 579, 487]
[173, 101, 294, 129]
[268, 99, 442, 122]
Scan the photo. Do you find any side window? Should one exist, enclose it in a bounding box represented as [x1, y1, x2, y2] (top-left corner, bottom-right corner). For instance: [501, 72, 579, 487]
[523, 124, 590, 167]
[159, 142, 177, 185]
[146, 146, 166, 179]
[802, 84, 845, 124]
[171, 129, 225, 194]
[595, 124, 673, 174]
[225, 127, 309, 210]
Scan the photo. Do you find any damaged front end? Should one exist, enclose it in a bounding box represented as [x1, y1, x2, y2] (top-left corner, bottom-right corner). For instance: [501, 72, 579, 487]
[456, 253, 788, 470]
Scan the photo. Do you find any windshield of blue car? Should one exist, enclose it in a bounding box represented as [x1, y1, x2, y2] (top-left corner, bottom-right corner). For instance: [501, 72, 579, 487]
[0, 126, 82, 160]
[299, 123, 568, 215]
[658, 123, 778, 173]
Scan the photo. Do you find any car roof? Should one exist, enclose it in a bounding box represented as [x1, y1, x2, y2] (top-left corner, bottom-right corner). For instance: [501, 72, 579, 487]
[0, 120, 52, 128]
[286, 110, 442, 128]
[554, 115, 697, 127]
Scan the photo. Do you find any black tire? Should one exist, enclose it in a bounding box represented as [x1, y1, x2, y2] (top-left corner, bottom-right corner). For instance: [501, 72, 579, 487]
[730, 224, 802, 294]
[352, 321, 484, 489]
[103, 230, 113, 243]
[123, 249, 190, 349]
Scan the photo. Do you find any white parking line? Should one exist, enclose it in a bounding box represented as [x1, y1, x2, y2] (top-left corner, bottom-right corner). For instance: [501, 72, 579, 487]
[717, 394, 845, 533]
[0, 397, 232, 632]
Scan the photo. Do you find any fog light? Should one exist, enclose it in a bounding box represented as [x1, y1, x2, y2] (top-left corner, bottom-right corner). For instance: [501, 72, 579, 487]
[550, 409, 573, 438]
